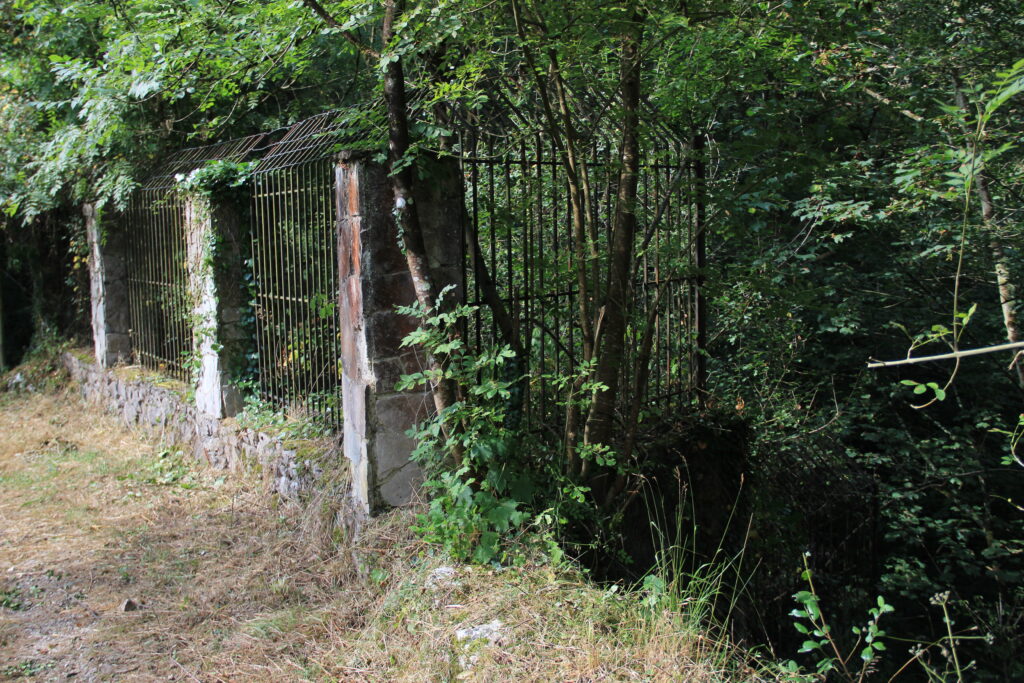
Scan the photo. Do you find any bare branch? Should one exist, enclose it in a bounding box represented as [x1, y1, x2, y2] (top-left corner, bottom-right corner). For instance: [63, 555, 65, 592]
[862, 87, 925, 123]
[867, 341, 1024, 368]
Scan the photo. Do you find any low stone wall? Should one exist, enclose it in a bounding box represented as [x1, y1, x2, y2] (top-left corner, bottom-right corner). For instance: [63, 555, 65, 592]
[63, 352, 330, 499]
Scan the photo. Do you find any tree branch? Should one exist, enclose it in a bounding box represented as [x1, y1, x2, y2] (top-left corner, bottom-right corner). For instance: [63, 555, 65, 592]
[301, 0, 380, 58]
[866, 341, 1024, 368]
[862, 87, 925, 123]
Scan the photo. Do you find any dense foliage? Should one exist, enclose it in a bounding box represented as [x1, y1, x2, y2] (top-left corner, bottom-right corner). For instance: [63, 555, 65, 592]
[2, 0, 1023, 678]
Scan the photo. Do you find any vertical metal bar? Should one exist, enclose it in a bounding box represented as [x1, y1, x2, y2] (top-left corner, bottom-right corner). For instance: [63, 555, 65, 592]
[298, 161, 310, 419]
[152, 192, 162, 371]
[177, 193, 189, 381]
[491, 137, 499, 301]
[292, 163, 305, 418]
[520, 140, 531, 425]
[279, 167, 290, 411]
[251, 175, 263, 406]
[309, 158, 321, 423]
[535, 133, 546, 420]
[285, 166, 298, 415]
[156, 190, 167, 374]
[269, 168, 282, 408]
[299, 161, 311, 420]
[504, 149, 513, 353]
[257, 175, 268, 405]
[323, 158, 338, 428]
[550, 135, 560, 391]
[328, 157, 341, 429]
[143, 192, 154, 371]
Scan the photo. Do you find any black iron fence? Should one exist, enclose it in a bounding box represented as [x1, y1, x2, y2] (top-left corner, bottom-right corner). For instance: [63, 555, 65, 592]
[458, 133, 698, 429]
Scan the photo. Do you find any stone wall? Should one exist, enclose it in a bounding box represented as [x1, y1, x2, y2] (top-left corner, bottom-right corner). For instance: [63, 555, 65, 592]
[63, 352, 335, 500]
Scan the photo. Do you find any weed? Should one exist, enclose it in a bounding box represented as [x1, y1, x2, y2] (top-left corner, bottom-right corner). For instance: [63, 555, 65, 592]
[0, 588, 24, 610]
[133, 447, 197, 488]
[0, 660, 55, 679]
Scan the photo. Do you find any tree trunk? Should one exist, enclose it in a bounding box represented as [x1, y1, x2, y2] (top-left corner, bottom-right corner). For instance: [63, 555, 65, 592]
[953, 79, 1024, 388]
[693, 132, 708, 401]
[583, 8, 645, 455]
[381, 0, 462, 452]
[508, 0, 597, 477]
[975, 173, 1024, 388]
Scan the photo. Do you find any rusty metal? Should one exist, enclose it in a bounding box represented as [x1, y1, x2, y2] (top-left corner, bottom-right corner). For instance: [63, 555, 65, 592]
[124, 188, 193, 381]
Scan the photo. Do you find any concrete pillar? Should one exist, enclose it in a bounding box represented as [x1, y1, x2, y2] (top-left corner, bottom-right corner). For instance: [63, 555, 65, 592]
[184, 194, 248, 418]
[85, 204, 131, 368]
[336, 153, 465, 513]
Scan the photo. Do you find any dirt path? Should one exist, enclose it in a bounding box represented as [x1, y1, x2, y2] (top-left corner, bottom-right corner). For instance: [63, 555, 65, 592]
[0, 389, 363, 682]
[0, 386, 758, 683]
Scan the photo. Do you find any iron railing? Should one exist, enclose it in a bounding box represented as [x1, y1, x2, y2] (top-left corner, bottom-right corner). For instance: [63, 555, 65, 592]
[459, 133, 697, 428]
[124, 136, 263, 382]
[122, 108, 698, 433]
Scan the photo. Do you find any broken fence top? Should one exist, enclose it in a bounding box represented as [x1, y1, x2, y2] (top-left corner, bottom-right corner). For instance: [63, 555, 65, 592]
[139, 106, 386, 190]
[141, 134, 265, 190]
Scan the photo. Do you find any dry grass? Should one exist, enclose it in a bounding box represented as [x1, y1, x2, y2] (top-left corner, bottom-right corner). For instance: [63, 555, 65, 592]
[0, 379, 774, 682]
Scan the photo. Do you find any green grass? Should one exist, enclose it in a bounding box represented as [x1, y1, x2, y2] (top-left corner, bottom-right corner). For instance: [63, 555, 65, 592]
[0, 588, 25, 611]
[1, 660, 55, 679]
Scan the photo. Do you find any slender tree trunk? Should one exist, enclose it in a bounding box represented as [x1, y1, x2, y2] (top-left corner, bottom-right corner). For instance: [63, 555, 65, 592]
[605, 284, 664, 507]
[381, 0, 463, 453]
[509, 0, 598, 477]
[583, 9, 645, 455]
[975, 173, 1024, 387]
[693, 132, 708, 400]
[953, 79, 1024, 388]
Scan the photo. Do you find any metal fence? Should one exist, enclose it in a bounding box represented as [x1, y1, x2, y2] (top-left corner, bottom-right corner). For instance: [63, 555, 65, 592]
[459, 133, 698, 428]
[123, 137, 262, 382]
[124, 188, 193, 381]
[248, 112, 368, 429]
[122, 108, 698, 433]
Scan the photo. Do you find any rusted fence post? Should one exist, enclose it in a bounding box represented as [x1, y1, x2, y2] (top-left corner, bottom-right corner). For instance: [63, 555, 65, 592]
[85, 203, 131, 368]
[336, 153, 463, 513]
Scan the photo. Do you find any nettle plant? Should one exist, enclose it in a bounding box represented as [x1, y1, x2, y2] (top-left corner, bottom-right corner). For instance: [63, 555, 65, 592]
[396, 288, 561, 564]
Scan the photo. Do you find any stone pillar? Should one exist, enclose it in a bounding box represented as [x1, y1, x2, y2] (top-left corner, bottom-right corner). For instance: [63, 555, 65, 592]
[184, 194, 248, 418]
[336, 153, 465, 513]
[85, 203, 131, 368]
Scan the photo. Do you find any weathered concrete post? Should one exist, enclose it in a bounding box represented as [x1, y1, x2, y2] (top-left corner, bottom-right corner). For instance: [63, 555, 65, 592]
[84, 203, 132, 368]
[336, 153, 464, 514]
[183, 194, 248, 418]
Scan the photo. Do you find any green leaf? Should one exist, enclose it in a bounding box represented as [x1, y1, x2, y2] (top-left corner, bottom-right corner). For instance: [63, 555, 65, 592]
[799, 640, 820, 653]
